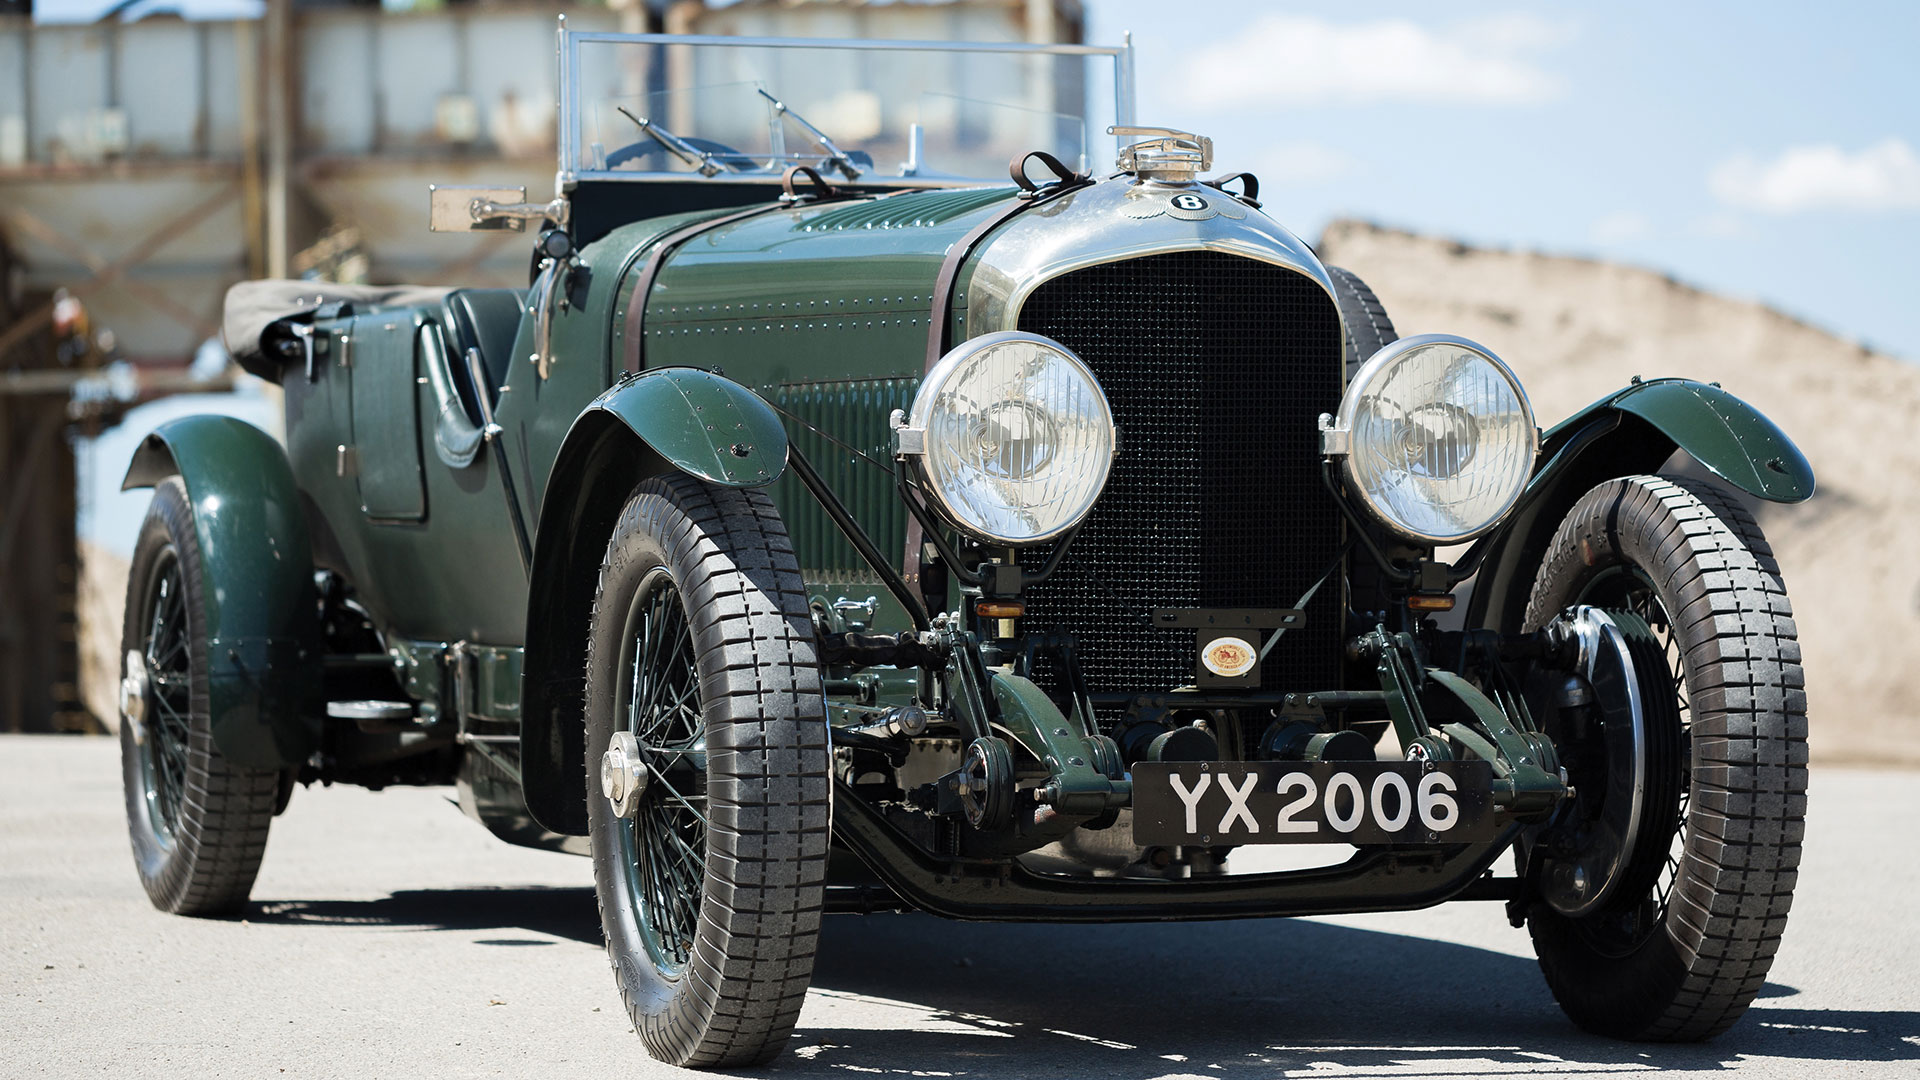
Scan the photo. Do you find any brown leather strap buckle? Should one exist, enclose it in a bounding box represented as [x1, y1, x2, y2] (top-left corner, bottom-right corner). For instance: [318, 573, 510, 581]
[1010, 150, 1086, 198]
[1203, 171, 1262, 208]
[780, 165, 838, 204]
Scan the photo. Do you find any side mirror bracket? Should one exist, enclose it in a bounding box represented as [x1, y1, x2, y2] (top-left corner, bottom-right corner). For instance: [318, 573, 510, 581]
[427, 185, 571, 232]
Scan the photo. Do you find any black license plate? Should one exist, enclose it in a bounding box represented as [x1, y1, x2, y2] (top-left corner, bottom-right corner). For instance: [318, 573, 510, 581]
[1131, 761, 1497, 846]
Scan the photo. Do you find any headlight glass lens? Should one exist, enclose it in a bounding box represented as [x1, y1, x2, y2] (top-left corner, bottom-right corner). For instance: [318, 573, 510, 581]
[913, 332, 1115, 545]
[1341, 336, 1536, 543]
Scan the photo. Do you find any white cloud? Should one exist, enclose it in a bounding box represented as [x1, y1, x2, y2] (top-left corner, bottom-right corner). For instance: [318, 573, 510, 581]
[1710, 138, 1920, 213]
[1248, 142, 1358, 185]
[1589, 210, 1652, 245]
[1173, 14, 1568, 107]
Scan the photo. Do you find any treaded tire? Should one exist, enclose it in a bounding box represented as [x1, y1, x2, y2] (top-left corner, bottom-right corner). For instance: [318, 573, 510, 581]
[120, 477, 278, 916]
[1326, 266, 1401, 613]
[1327, 265, 1398, 377]
[1524, 474, 1807, 1040]
[585, 475, 830, 1068]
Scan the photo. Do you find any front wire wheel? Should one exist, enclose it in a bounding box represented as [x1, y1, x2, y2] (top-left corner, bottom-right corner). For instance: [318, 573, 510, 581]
[1524, 474, 1807, 1040]
[617, 569, 706, 975]
[585, 476, 830, 1068]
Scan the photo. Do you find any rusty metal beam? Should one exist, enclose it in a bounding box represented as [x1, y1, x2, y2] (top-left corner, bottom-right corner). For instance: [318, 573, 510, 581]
[0, 182, 238, 363]
[4, 209, 221, 341]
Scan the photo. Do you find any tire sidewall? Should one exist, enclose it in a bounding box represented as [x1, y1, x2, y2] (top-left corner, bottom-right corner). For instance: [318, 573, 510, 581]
[1523, 479, 1690, 1034]
[584, 486, 682, 1024]
[584, 475, 829, 1065]
[120, 477, 209, 906]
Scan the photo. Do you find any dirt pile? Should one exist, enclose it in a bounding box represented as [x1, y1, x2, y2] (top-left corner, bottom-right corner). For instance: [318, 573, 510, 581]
[1320, 219, 1918, 766]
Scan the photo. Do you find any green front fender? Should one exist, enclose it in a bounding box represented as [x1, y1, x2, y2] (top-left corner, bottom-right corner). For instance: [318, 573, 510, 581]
[1592, 377, 1813, 502]
[122, 415, 321, 769]
[574, 366, 789, 490]
[1468, 378, 1812, 633]
[519, 367, 789, 836]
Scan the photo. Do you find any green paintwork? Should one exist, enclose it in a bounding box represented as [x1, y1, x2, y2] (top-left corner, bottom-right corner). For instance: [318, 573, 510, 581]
[348, 311, 429, 520]
[120, 415, 322, 769]
[1425, 670, 1563, 815]
[641, 189, 1014, 389]
[1468, 377, 1814, 634]
[988, 672, 1130, 815]
[1554, 377, 1815, 502]
[772, 377, 917, 587]
[575, 367, 790, 488]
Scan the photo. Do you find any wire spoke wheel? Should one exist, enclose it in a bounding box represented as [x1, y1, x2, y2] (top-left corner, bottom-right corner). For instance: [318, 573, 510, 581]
[616, 569, 707, 974]
[137, 552, 193, 844]
[585, 475, 829, 1068]
[1574, 567, 1692, 954]
[1524, 473, 1807, 1042]
[118, 477, 278, 916]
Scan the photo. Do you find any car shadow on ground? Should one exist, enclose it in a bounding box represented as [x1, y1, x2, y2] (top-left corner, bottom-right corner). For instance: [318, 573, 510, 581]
[246, 885, 604, 946]
[242, 887, 1919, 1076]
[787, 915, 1920, 1079]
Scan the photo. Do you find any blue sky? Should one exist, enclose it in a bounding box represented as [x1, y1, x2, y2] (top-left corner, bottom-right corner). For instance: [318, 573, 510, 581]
[1087, 0, 1920, 359]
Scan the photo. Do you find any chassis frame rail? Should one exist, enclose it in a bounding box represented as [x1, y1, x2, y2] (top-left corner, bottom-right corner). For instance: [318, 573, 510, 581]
[830, 779, 1520, 922]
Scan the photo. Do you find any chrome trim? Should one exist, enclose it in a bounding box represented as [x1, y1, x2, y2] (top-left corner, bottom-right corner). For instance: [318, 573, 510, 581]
[1112, 125, 1213, 181]
[602, 730, 648, 818]
[905, 330, 1117, 547]
[527, 256, 566, 380]
[553, 29, 1133, 187]
[954, 174, 1338, 346]
[564, 31, 1131, 55]
[1536, 606, 1647, 918]
[120, 649, 148, 745]
[1325, 333, 1539, 546]
[568, 172, 1006, 190]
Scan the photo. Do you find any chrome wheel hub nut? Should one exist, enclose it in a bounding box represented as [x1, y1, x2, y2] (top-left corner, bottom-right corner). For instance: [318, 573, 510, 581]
[120, 649, 150, 745]
[601, 731, 648, 817]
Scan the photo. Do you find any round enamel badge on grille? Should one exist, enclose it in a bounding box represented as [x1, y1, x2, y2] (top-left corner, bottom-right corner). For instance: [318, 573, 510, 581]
[1201, 636, 1258, 678]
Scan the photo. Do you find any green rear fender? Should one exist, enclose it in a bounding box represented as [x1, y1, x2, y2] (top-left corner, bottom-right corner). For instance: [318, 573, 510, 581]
[1469, 378, 1812, 633]
[122, 416, 321, 769]
[519, 367, 789, 836]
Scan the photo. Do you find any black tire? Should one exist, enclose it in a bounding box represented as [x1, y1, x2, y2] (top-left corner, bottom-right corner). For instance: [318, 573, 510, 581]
[584, 475, 830, 1068]
[1327, 265, 1398, 379]
[119, 477, 278, 916]
[1524, 474, 1806, 1040]
[1326, 267, 1401, 615]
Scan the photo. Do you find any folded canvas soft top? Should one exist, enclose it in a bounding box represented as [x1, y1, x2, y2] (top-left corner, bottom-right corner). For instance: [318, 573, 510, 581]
[222, 279, 455, 381]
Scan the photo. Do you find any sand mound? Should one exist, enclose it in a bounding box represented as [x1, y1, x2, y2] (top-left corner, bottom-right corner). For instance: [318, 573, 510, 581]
[1320, 219, 1918, 767]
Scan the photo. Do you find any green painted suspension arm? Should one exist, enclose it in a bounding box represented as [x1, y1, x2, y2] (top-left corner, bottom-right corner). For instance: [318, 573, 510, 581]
[988, 673, 1129, 815]
[1426, 669, 1565, 815]
[1365, 628, 1566, 816]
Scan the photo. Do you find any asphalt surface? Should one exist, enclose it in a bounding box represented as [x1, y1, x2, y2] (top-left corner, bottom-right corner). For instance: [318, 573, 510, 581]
[4, 734, 1917, 1080]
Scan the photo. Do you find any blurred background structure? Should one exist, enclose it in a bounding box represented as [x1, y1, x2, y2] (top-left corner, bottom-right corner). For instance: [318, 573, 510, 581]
[0, 0, 1084, 734]
[1, 0, 1914, 765]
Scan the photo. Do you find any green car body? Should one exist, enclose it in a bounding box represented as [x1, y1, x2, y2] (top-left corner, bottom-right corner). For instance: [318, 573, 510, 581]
[116, 30, 1816, 1062]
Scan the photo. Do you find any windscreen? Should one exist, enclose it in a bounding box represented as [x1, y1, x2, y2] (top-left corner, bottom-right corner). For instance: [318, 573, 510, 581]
[564, 36, 1127, 184]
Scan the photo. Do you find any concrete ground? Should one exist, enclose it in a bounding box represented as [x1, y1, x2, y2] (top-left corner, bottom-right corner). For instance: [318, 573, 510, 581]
[3, 734, 1916, 1079]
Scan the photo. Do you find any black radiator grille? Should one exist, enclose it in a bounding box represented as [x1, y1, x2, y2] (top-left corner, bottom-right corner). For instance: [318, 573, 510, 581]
[1016, 250, 1346, 707]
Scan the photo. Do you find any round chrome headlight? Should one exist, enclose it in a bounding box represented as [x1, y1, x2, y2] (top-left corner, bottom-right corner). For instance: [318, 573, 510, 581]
[898, 332, 1116, 546]
[1326, 334, 1537, 544]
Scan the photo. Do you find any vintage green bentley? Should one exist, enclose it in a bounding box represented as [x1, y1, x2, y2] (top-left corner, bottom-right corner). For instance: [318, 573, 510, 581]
[115, 29, 1812, 1067]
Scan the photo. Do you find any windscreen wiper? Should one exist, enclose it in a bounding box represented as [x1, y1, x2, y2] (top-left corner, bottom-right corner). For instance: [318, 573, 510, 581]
[756, 88, 863, 181]
[616, 107, 735, 177]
